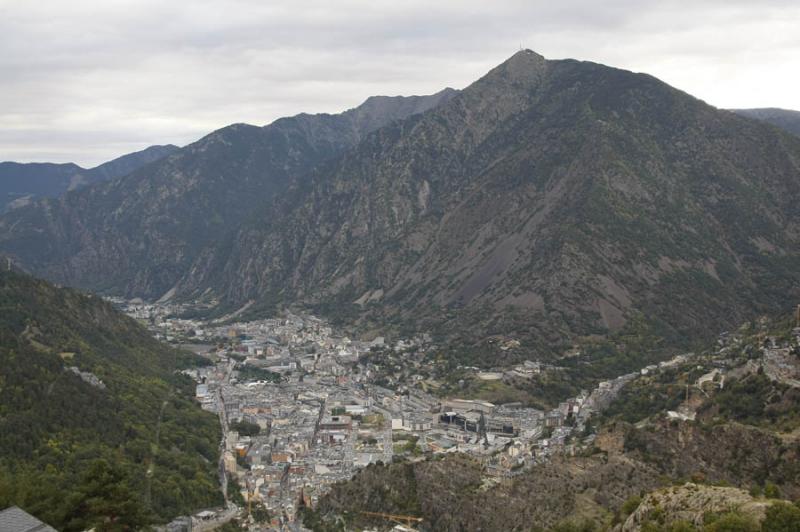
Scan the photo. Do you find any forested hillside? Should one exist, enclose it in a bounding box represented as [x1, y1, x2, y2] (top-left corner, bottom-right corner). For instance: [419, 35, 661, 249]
[0, 271, 222, 530]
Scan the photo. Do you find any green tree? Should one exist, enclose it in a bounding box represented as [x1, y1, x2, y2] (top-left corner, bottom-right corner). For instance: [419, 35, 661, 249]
[250, 502, 270, 523]
[763, 502, 800, 532]
[551, 518, 598, 532]
[216, 520, 245, 531]
[229, 420, 260, 437]
[227, 478, 246, 507]
[62, 459, 149, 531]
[667, 521, 697, 532]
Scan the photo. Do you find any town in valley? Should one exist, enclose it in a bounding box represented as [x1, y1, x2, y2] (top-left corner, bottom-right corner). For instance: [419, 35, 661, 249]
[111, 298, 720, 530]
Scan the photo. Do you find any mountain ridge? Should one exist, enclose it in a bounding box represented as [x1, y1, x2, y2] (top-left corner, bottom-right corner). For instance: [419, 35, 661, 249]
[732, 107, 800, 137]
[0, 144, 179, 212]
[0, 88, 458, 299]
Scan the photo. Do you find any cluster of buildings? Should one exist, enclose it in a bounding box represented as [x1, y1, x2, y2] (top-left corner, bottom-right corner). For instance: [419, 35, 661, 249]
[100, 295, 800, 532]
[711, 324, 800, 386]
[117, 303, 645, 530]
[180, 316, 394, 527]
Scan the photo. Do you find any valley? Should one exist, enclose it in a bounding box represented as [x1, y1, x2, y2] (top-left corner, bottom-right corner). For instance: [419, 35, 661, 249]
[6, 51, 800, 365]
[99, 296, 800, 531]
[2, 17, 800, 531]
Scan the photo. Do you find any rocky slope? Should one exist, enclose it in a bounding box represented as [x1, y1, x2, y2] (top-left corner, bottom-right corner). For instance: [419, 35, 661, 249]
[0, 144, 178, 211]
[184, 50, 800, 356]
[733, 108, 800, 137]
[620, 483, 768, 531]
[304, 452, 663, 531]
[306, 418, 800, 531]
[4, 51, 800, 359]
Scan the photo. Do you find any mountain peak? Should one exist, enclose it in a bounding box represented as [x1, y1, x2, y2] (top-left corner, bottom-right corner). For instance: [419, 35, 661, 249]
[467, 49, 548, 96]
[495, 49, 547, 79]
[508, 48, 546, 63]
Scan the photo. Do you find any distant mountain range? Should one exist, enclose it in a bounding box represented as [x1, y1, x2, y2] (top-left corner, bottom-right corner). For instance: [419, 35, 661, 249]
[0, 144, 179, 212]
[0, 88, 457, 300]
[732, 108, 800, 137]
[2, 51, 800, 360]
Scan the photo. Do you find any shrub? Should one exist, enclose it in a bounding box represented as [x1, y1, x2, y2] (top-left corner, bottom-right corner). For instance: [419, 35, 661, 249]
[703, 512, 759, 532]
[622, 495, 643, 516]
[764, 482, 781, 499]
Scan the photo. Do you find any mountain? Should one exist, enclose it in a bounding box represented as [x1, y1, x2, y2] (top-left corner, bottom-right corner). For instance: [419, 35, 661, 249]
[0, 144, 179, 212]
[3, 51, 800, 361]
[0, 88, 457, 299]
[0, 270, 221, 530]
[733, 108, 800, 137]
[81, 143, 181, 182]
[0, 161, 83, 211]
[179, 50, 800, 356]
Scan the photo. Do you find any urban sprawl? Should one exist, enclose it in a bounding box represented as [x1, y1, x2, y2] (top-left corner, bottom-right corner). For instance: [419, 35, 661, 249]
[112, 299, 695, 530]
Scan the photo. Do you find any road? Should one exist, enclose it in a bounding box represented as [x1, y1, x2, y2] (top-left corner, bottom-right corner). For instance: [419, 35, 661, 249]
[216, 359, 236, 502]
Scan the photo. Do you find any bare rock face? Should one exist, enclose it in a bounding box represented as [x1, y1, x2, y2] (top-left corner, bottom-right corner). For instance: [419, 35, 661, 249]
[621, 483, 767, 531]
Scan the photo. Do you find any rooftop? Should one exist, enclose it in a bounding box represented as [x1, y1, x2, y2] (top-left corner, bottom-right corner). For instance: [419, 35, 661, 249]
[0, 507, 57, 532]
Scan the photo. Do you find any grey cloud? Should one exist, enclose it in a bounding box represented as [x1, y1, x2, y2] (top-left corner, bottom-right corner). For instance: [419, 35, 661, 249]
[1, 0, 798, 166]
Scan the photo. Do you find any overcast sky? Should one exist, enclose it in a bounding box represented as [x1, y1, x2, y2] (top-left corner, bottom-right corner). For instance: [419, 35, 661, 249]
[2, 0, 799, 167]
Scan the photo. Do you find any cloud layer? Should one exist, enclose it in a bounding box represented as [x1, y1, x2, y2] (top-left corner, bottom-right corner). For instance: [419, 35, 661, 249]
[2, 0, 799, 166]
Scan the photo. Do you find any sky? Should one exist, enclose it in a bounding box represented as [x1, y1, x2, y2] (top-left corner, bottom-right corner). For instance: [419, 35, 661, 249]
[2, 0, 799, 167]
